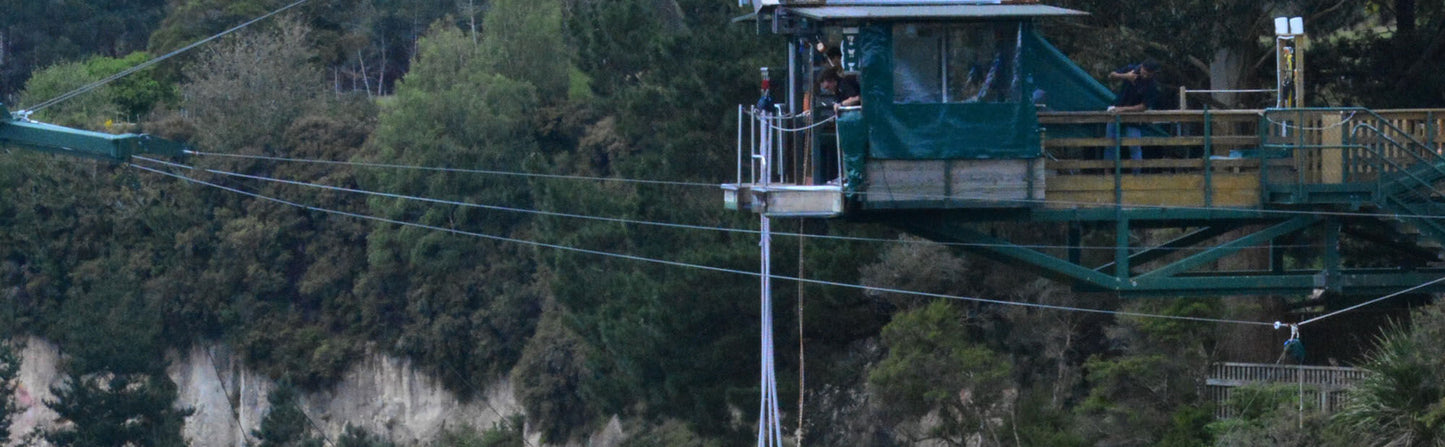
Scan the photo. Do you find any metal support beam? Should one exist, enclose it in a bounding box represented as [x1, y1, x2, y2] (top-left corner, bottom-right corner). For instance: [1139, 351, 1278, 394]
[1134, 216, 1319, 285]
[1, 105, 187, 162]
[1095, 224, 1240, 273]
[899, 221, 1123, 290]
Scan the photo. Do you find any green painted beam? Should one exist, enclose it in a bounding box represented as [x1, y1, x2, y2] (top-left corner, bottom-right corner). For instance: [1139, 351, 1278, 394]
[1094, 224, 1241, 273]
[1, 105, 187, 162]
[898, 220, 1124, 290]
[1133, 216, 1318, 284]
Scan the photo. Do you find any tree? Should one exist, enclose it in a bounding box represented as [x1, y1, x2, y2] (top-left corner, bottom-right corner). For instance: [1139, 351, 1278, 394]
[181, 16, 324, 151]
[0, 342, 19, 441]
[511, 311, 591, 443]
[1332, 303, 1445, 447]
[0, 0, 166, 98]
[357, 21, 543, 395]
[336, 424, 396, 447]
[253, 380, 324, 447]
[16, 59, 122, 128]
[45, 372, 192, 447]
[432, 417, 526, 447]
[868, 301, 1013, 446]
[1072, 300, 1222, 446]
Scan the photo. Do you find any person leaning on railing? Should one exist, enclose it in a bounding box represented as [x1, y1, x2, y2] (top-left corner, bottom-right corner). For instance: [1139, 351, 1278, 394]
[1105, 59, 1162, 168]
[819, 68, 860, 112]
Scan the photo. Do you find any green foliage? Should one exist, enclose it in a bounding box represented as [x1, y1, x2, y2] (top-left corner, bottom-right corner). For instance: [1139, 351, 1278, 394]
[480, 0, 570, 101]
[182, 16, 324, 150]
[869, 301, 1013, 446]
[44, 372, 192, 447]
[83, 52, 177, 119]
[254, 380, 324, 447]
[0, 342, 19, 441]
[17, 60, 121, 128]
[0, 0, 166, 98]
[15, 51, 173, 127]
[336, 424, 397, 447]
[618, 419, 723, 447]
[432, 416, 526, 447]
[358, 21, 543, 395]
[1074, 299, 1222, 446]
[1158, 404, 1214, 447]
[1208, 384, 1328, 447]
[1332, 303, 1445, 446]
[511, 312, 591, 442]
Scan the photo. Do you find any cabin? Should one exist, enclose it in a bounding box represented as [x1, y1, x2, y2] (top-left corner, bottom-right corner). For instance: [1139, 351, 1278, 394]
[723, 0, 1445, 297]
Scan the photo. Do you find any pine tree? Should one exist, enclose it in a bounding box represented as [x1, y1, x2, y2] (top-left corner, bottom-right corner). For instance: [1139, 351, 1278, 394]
[254, 380, 323, 447]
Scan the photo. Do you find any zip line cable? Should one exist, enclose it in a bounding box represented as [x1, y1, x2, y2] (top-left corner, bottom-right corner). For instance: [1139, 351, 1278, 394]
[22, 0, 312, 114]
[135, 156, 1320, 253]
[182, 151, 1445, 223]
[129, 162, 1283, 329]
[1295, 276, 1445, 327]
[183, 150, 718, 188]
[136, 156, 754, 235]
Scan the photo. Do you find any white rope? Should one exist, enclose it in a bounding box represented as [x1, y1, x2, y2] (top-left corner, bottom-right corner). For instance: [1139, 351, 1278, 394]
[1262, 111, 1358, 131]
[761, 115, 837, 132]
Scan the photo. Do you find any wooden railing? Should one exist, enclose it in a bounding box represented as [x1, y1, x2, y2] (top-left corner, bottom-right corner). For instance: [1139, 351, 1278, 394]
[1038, 110, 1274, 207]
[1039, 108, 1445, 207]
[1206, 361, 1367, 418]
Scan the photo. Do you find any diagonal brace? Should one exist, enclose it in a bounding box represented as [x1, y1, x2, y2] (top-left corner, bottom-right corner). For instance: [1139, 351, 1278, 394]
[1094, 224, 1242, 273]
[900, 221, 1123, 290]
[1134, 216, 1319, 285]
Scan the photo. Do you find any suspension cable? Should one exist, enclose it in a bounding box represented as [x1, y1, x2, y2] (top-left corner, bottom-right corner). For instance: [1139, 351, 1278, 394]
[131, 162, 1280, 328]
[181, 150, 1445, 223]
[135, 156, 1319, 253]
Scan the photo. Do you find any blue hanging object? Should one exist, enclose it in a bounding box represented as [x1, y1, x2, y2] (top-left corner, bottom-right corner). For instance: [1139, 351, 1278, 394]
[1283, 338, 1305, 362]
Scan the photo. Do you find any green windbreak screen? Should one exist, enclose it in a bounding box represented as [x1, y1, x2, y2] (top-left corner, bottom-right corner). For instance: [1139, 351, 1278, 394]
[858, 22, 1112, 159]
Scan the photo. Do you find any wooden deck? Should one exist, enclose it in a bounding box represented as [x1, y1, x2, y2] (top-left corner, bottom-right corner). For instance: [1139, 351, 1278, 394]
[1036, 108, 1445, 209]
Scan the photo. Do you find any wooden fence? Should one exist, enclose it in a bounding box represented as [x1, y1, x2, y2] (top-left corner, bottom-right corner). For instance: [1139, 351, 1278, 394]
[1205, 361, 1368, 419]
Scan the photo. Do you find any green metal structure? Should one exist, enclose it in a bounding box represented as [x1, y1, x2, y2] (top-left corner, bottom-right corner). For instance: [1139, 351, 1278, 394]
[726, 1, 1445, 299]
[0, 103, 187, 163]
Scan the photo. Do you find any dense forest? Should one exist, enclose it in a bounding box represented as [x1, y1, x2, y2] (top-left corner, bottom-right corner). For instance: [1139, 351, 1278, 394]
[1, 0, 1445, 445]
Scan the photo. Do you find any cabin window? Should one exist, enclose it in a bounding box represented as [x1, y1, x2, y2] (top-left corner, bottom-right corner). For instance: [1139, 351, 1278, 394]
[892, 23, 1021, 104]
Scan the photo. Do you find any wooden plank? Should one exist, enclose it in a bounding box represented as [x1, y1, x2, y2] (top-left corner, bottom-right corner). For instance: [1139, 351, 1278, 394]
[1039, 110, 1265, 125]
[865, 160, 946, 202]
[1044, 136, 1257, 148]
[865, 159, 1040, 203]
[1320, 113, 1344, 183]
[1048, 158, 1260, 170]
[1044, 173, 1259, 208]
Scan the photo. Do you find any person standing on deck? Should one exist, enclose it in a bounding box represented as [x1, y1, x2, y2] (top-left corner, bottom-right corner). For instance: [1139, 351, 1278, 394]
[1105, 59, 1161, 167]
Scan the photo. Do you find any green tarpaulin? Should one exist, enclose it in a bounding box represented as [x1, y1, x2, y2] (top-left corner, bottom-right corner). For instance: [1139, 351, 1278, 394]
[855, 21, 1112, 160]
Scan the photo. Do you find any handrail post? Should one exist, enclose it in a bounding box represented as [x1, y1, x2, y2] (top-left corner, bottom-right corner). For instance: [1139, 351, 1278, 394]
[737, 105, 744, 185]
[1113, 114, 1123, 205]
[1259, 112, 1271, 204]
[1204, 105, 1213, 207]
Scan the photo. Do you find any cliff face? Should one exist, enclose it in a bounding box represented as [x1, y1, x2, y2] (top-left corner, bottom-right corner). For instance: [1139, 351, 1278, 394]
[8, 337, 528, 446]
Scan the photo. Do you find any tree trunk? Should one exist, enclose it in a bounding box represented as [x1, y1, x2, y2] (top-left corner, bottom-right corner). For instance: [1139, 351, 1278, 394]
[1396, 0, 1417, 41]
[1209, 48, 1244, 107]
